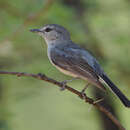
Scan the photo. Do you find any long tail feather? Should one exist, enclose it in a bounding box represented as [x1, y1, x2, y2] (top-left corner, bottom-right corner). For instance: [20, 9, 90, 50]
[101, 74, 130, 108]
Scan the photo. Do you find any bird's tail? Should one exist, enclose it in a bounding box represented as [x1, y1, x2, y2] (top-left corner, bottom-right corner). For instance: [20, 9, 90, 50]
[101, 74, 130, 108]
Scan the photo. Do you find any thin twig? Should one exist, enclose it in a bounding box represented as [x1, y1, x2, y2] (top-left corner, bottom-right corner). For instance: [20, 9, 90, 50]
[0, 71, 125, 130]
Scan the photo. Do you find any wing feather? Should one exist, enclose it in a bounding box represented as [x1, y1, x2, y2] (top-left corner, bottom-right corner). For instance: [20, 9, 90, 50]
[50, 46, 99, 81]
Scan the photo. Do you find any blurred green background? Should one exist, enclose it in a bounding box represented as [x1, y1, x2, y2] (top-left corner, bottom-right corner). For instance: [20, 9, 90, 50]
[0, 0, 130, 130]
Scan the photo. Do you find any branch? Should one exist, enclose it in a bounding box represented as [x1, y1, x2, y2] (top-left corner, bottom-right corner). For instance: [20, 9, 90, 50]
[0, 71, 125, 130]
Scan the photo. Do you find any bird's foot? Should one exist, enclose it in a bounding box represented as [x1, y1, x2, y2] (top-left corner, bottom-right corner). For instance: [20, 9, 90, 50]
[81, 92, 86, 99]
[38, 73, 45, 77]
[60, 81, 67, 91]
[60, 78, 78, 91]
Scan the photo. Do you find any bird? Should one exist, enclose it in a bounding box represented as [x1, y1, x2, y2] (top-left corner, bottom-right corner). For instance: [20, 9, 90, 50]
[30, 24, 130, 107]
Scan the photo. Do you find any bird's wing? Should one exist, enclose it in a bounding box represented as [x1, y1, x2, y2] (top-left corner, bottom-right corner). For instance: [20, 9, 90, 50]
[50, 44, 104, 81]
[50, 44, 106, 91]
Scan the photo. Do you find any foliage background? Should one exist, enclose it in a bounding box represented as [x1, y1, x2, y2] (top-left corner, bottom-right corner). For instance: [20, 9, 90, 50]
[0, 0, 130, 130]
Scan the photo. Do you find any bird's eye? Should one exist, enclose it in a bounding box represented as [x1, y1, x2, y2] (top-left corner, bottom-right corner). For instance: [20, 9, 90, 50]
[45, 28, 52, 32]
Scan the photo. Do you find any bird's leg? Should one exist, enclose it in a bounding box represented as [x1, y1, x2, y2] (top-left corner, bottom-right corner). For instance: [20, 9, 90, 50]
[60, 77, 78, 91]
[81, 83, 89, 99]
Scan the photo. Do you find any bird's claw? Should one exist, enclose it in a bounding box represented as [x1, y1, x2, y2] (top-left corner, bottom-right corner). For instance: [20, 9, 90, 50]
[81, 91, 86, 99]
[60, 81, 67, 91]
[38, 73, 45, 77]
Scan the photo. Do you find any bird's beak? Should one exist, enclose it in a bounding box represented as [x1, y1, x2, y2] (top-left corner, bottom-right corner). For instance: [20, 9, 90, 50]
[30, 29, 42, 33]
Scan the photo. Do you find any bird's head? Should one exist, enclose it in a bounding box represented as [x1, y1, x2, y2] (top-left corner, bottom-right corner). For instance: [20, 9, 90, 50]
[30, 24, 71, 44]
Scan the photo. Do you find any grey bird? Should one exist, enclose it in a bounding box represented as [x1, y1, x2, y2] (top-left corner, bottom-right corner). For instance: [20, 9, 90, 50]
[30, 24, 130, 107]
